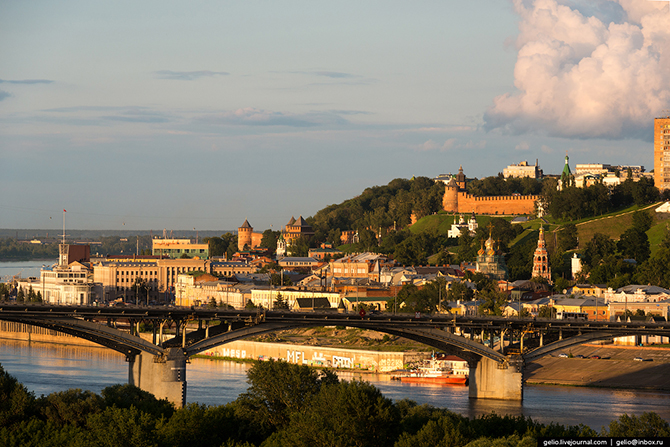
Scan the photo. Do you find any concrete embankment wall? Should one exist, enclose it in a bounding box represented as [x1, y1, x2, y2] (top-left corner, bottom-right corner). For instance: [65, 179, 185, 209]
[197, 341, 427, 372]
[0, 322, 426, 372]
[0, 321, 102, 348]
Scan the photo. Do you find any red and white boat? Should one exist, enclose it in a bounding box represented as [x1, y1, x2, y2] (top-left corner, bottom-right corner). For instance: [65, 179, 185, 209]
[392, 356, 469, 385]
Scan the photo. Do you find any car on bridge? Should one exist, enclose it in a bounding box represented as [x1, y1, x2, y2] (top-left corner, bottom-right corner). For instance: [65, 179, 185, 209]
[558, 353, 568, 358]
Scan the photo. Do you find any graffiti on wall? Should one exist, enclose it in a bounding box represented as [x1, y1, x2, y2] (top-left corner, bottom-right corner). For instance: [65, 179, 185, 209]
[287, 350, 305, 364]
[220, 348, 247, 359]
[332, 356, 354, 369]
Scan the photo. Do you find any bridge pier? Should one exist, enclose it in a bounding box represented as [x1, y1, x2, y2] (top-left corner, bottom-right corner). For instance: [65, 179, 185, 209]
[128, 347, 187, 408]
[468, 355, 523, 400]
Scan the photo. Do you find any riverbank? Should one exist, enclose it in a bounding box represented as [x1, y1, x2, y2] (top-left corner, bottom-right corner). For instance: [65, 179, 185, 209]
[525, 344, 670, 390]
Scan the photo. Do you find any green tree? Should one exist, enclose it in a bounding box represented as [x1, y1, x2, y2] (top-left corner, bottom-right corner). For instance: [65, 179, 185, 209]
[288, 236, 310, 257]
[582, 233, 616, 269]
[557, 224, 578, 251]
[273, 293, 289, 310]
[632, 210, 654, 232]
[478, 288, 507, 316]
[446, 280, 474, 303]
[270, 273, 292, 287]
[269, 380, 400, 447]
[617, 228, 650, 263]
[157, 403, 248, 447]
[260, 230, 281, 253]
[37, 388, 104, 428]
[0, 365, 36, 428]
[83, 405, 159, 447]
[538, 306, 556, 319]
[604, 412, 670, 437]
[16, 287, 25, 303]
[101, 384, 174, 420]
[234, 360, 338, 432]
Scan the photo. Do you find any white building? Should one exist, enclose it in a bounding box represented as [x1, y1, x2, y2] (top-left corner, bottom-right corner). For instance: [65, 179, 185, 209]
[447, 213, 478, 238]
[503, 160, 542, 179]
[17, 251, 95, 305]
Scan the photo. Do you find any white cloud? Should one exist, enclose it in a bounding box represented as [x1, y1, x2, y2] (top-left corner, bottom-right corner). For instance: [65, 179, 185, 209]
[484, 0, 670, 140]
[516, 141, 531, 151]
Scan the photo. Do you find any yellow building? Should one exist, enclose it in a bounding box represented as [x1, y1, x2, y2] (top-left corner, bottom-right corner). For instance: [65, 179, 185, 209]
[553, 297, 608, 321]
[654, 116, 670, 191]
[174, 274, 247, 308]
[93, 258, 209, 303]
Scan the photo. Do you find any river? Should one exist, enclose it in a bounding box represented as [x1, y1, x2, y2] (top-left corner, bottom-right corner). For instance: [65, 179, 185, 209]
[0, 259, 57, 281]
[1, 340, 669, 431]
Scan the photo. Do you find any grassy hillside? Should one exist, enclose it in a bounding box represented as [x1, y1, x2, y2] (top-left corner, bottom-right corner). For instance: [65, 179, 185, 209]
[409, 202, 670, 256]
[408, 213, 454, 234]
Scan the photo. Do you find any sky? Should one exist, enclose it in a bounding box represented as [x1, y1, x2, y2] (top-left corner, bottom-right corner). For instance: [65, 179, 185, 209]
[1, 0, 669, 232]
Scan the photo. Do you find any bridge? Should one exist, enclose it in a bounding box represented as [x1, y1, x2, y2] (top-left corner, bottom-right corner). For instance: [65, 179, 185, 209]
[1, 304, 669, 407]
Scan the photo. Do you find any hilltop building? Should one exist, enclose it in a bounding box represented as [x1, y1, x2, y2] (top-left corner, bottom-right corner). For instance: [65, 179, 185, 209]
[442, 166, 538, 215]
[654, 116, 670, 191]
[276, 216, 315, 256]
[531, 227, 552, 283]
[447, 213, 478, 238]
[503, 160, 542, 179]
[558, 154, 573, 190]
[282, 216, 314, 244]
[237, 220, 264, 251]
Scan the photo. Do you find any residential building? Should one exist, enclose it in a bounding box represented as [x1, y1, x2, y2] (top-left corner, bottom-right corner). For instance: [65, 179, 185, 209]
[604, 285, 670, 303]
[308, 243, 343, 260]
[152, 238, 209, 259]
[210, 260, 256, 278]
[654, 116, 670, 191]
[553, 297, 609, 321]
[249, 289, 340, 310]
[330, 253, 395, 282]
[278, 257, 319, 271]
[608, 299, 670, 320]
[174, 273, 246, 308]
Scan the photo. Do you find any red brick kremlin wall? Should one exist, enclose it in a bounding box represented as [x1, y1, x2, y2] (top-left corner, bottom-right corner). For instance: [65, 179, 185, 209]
[443, 190, 539, 215]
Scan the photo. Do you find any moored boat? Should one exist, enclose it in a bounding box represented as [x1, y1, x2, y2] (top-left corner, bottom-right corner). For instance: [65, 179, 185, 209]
[391, 355, 469, 385]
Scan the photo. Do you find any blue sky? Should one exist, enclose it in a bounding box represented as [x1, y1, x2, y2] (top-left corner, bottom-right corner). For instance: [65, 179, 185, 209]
[1, 0, 669, 232]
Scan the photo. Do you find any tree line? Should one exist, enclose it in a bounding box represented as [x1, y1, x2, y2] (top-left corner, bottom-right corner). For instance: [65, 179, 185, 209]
[2, 361, 668, 447]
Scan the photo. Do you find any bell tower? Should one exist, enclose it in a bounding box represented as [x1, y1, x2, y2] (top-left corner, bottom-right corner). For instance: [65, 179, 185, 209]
[532, 226, 552, 282]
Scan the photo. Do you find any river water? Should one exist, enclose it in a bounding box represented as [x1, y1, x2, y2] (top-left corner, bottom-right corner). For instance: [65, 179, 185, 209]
[1, 340, 669, 431]
[0, 259, 56, 281]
